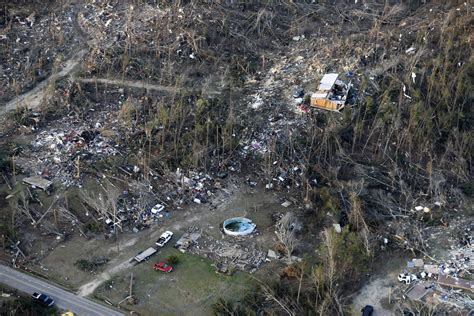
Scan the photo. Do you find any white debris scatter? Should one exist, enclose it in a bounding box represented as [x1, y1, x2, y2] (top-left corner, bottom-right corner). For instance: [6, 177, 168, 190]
[405, 47, 416, 55]
[249, 94, 264, 109]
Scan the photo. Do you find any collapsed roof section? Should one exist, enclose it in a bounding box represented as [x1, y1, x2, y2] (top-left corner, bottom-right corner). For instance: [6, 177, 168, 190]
[310, 73, 352, 112]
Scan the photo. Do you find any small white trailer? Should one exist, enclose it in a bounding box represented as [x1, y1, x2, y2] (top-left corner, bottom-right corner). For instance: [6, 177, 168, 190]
[133, 247, 157, 263]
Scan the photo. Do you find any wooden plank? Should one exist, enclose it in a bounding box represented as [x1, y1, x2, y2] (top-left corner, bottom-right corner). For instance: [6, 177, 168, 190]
[406, 282, 431, 301]
[437, 274, 474, 292]
[310, 98, 340, 111]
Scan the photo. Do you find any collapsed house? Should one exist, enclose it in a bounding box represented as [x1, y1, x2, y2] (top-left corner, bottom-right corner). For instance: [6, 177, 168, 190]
[310, 73, 352, 111]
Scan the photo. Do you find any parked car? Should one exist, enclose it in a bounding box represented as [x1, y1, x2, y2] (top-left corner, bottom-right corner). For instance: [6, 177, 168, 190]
[398, 273, 418, 284]
[153, 261, 173, 273]
[156, 231, 173, 247]
[361, 305, 374, 316]
[32, 292, 55, 307]
[151, 203, 165, 215]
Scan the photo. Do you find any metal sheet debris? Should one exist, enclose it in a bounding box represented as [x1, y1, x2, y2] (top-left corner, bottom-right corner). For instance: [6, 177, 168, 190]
[22, 176, 53, 191]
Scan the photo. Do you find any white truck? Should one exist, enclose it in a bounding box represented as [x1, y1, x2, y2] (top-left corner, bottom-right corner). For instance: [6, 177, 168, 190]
[156, 231, 173, 247]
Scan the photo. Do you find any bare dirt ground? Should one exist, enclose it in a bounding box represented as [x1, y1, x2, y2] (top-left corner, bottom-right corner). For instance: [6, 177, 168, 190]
[78, 258, 135, 297]
[78, 78, 182, 94]
[350, 253, 409, 315]
[77, 77, 222, 97]
[351, 275, 396, 315]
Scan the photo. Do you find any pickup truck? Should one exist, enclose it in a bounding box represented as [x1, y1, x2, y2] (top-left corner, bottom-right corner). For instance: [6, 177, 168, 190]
[156, 231, 173, 247]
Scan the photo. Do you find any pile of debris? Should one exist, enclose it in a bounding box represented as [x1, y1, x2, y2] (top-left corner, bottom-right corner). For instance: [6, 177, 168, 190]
[96, 167, 228, 232]
[396, 225, 474, 311]
[174, 226, 202, 253]
[176, 226, 266, 273]
[117, 198, 169, 231]
[0, 4, 79, 103]
[174, 169, 219, 204]
[16, 125, 119, 187]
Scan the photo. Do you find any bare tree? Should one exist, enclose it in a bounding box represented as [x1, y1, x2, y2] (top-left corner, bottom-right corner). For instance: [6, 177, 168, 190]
[319, 229, 344, 316]
[251, 275, 298, 316]
[10, 191, 36, 226]
[348, 191, 372, 256]
[276, 212, 298, 263]
[79, 180, 122, 233]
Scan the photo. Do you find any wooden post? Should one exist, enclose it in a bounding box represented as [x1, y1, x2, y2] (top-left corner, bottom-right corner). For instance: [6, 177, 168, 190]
[75, 156, 80, 178]
[305, 180, 310, 202]
[129, 272, 133, 297]
[53, 206, 58, 228]
[12, 155, 16, 184]
[297, 262, 305, 304]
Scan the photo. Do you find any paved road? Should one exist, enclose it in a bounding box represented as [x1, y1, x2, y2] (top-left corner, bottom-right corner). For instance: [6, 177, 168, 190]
[0, 265, 124, 316]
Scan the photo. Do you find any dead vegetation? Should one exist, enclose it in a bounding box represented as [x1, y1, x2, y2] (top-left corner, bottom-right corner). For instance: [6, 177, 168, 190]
[0, 1, 79, 104]
[0, 0, 472, 315]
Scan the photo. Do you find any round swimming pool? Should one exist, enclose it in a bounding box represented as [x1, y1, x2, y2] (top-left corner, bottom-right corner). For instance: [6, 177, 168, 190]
[223, 217, 256, 236]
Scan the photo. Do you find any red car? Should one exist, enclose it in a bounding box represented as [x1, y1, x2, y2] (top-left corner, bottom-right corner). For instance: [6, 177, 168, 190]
[153, 261, 173, 273]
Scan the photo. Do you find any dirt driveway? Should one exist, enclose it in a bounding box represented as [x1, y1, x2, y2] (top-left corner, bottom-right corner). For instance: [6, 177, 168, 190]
[0, 49, 86, 116]
[32, 181, 288, 314]
[350, 253, 408, 315]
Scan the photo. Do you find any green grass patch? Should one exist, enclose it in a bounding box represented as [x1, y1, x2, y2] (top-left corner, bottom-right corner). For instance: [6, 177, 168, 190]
[95, 246, 253, 315]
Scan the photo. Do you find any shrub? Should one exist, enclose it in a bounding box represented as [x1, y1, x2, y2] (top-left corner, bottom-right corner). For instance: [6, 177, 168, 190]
[0, 296, 58, 315]
[317, 187, 339, 214]
[167, 255, 180, 265]
[74, 256, 109, 273]
[461, 181, 474, 197]
[84, 222, 103, 233]
[0, 153, 10, 172]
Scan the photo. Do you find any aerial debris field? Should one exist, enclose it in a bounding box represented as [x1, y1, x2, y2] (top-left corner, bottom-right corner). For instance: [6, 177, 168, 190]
[0, 1, 472, 315]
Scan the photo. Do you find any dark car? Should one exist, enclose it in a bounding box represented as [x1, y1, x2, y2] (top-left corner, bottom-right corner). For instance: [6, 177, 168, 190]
[361, 305, 374, 316]
[292, 87, 304, 98]
[32, 292, 55, 307]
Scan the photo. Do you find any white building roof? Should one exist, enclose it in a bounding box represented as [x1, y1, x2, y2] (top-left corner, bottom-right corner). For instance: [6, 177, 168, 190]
[318, 73, 339, 91]
[311, 92, 328, 99]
